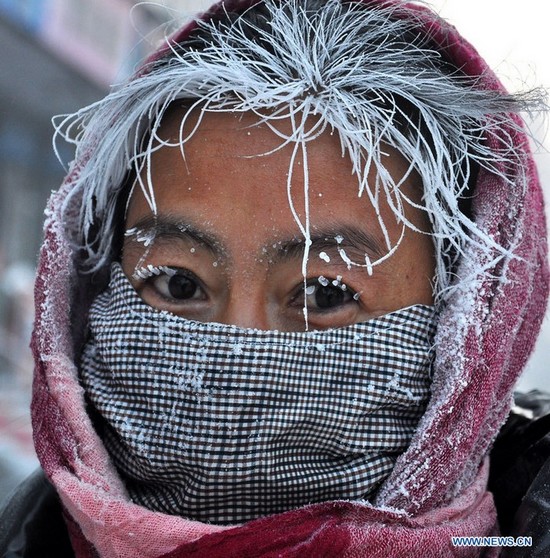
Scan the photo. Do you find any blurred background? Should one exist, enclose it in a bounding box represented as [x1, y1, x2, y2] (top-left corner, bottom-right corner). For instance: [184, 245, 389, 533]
[0, 0, 548, 504]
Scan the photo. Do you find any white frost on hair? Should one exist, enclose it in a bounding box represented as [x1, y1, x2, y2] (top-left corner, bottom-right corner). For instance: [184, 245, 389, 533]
[54, 0, 539, 307]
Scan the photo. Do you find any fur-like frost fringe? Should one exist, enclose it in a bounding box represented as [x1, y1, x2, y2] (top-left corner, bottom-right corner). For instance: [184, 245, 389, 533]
[53, 0, 545, 308]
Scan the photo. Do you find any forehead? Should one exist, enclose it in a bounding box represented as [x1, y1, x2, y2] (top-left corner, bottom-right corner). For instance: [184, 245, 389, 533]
[127, 107, 424, 238]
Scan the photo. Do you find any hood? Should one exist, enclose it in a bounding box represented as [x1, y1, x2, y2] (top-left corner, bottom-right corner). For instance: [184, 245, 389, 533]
[30, 1, 548, 556]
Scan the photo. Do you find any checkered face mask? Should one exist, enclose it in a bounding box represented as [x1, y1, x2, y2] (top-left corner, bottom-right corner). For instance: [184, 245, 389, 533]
[80, 263, 436, 524]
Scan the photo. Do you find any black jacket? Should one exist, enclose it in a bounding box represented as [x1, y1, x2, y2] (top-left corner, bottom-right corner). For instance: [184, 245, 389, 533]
[0, 469, 73, 558]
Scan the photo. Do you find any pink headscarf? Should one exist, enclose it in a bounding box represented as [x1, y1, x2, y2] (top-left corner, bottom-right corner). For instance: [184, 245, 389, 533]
[31, 1, 548, 556]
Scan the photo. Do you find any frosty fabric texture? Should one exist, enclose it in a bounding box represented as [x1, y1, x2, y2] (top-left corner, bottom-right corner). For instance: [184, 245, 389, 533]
[29, 1, 548, 557]
[80, 264, 435, 524]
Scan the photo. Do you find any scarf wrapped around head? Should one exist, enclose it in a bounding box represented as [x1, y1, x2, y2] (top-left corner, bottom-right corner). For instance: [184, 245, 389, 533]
[30, 0, 548, 556]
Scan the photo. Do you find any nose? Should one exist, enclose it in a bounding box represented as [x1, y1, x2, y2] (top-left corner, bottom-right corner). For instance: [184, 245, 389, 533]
[217, 295, 273, 330]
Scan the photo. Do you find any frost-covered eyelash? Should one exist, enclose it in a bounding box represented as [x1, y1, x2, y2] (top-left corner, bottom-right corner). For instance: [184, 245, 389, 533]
[316, 275, 346, 289]
[132, 264, 177, 280]
[306, 276, 359, 299]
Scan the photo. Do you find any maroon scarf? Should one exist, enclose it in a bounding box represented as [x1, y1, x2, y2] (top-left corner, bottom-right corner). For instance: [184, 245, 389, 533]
[31, 1, 548, 556]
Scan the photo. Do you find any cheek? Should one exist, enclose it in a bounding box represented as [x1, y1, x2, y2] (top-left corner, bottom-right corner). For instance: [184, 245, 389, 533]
[400, 235, 435, 304]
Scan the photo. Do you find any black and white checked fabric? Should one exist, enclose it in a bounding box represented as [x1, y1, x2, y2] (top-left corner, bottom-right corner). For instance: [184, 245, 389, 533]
[80, 263, 436, 524]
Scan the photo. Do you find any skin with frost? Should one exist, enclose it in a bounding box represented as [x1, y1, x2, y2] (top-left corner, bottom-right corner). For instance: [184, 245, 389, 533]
[122, 109, 435, 331]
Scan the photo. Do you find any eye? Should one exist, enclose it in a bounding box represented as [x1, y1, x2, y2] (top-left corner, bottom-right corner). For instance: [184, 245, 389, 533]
[298, 276, 357, 312]
[154, 273, 201, 301]
[306, 283, 350, 309]
[135, 266, 205, 303]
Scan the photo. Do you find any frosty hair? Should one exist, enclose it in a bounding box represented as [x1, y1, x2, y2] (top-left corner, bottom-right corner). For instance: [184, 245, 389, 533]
[55, 0, 543, 307]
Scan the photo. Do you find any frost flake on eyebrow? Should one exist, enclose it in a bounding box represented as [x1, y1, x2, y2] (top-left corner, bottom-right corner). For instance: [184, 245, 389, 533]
[319, 251, 330, 262]
[365, 255, 374, 276]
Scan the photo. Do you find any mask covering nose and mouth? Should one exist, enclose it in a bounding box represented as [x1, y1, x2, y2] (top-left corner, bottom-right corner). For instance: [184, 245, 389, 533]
[80, 263, 436, 524]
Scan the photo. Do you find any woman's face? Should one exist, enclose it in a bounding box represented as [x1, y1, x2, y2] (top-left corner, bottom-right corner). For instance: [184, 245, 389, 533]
[122, 109, 435, 331]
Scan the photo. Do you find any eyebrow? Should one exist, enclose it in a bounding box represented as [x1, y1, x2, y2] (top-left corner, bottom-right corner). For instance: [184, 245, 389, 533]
[124, 214, 384, 264]
[125, 214, 223, 257]
[270, 226, 384, 264]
